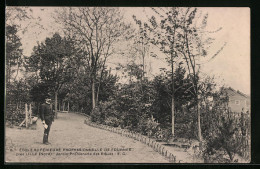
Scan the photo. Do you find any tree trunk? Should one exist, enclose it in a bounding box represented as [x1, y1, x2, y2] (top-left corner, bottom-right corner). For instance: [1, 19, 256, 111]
[197, 94, 202, 150]
[96, 86, 100, 106]
[68, 102, 70, 113]
[55, 91, 58, 119]
[197, 101, 202, 142]
[25, 103, 28, 129]
[171, 96, 175, 137]
[227, 151, 234, 162]
[96, 57, 108, 106]
[171, 53, 175, 138]
[37, 103, 40, 116]
[92, 78, 96, 110]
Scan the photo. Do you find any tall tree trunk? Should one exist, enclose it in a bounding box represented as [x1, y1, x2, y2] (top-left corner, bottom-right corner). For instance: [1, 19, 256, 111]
[171, 53, 175, 137]
[92, 77, 96, 110]
[96, 85, 100, 106]
[197, 92, 202, 150]
[171, 96, 175, 137]
[91, 53, 97, 112]
[96, 57, 107, 106]
[55, 91, 58, 119]
[197, 100, 202, 141]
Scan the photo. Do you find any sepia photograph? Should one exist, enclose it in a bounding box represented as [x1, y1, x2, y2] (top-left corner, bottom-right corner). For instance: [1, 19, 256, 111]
[5, 7, 250, 163]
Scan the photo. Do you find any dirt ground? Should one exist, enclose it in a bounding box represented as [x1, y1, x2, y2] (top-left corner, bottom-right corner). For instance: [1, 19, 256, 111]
[5, 112, 170, 163]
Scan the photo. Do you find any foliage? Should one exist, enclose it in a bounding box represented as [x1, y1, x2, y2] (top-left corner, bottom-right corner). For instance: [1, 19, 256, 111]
[154, 127, 173, 142]
[6, 7, 33, 28]
[28, 33, 76, 92]
[6, 79, 31, 108]
[56, 7, 132, 110]
[26, 33, 77, 117]
[60, 67, 118, 115]
[6, 104, 25, 126]
[201, 88, 249, 163]
[151, 66, 196, 136]
[137, 115, 159, 136]
[104, 117, 121, 127]
[5, 25, 23, 84]
[89, 67, 198, 140]
[203, 116, 241, 163]
[30, 82, 50, 104]
[5, 7, 249, 163]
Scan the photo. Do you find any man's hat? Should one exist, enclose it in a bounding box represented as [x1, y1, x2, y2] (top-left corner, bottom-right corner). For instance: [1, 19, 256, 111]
[45, 98, 51, 104]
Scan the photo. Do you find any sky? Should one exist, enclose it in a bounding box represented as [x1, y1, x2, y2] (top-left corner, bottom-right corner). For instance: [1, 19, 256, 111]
[6, 7, 250, 95]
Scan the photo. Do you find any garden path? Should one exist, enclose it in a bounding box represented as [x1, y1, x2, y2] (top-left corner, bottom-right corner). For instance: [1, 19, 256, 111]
[5, 112, 169, 163]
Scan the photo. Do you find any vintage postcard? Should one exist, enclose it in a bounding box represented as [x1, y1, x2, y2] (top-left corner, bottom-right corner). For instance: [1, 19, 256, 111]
[5, 7, 250, 163]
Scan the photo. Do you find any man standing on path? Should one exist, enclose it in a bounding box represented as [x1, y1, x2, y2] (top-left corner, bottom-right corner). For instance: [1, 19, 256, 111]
[40, 98, 54, 145]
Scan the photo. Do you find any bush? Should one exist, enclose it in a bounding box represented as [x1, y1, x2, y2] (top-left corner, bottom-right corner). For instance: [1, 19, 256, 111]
[175, 108, 197, 139]
[90, 107, 103, 123]
[203, 117, 241, 163]
[137, 116, 159, 137]
[6, 105, 25, 126]
[104, 116, 121, 127]
[90, 98, 121, 125]
[154, 126, 173, 142]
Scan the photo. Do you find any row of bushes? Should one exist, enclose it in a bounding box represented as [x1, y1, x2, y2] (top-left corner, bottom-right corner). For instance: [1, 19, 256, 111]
[89, 78, 250, 163]
[90, 97, 173, 142]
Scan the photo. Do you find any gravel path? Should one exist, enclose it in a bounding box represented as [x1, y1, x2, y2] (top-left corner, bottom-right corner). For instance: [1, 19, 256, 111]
[5, 112, 169, 163]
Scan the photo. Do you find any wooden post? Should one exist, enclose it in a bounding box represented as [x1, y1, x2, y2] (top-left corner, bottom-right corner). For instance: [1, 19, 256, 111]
[25, 103, 28, 129]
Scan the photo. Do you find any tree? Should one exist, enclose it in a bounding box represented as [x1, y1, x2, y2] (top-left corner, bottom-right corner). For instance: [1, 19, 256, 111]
[5, 25, 23, 85]
[5, 25, 24, 109]
[6, 7, 33, 26]
[133, 27, 151, 82]
[56, 7, 131, 111]
[177, 8, 226, 143]
[134, 7, 226, 143]
[27, 33, 76, 118]
[30, 82, 50, 114]
[151, 66, 195, 130]
[133, 7, 189, 138]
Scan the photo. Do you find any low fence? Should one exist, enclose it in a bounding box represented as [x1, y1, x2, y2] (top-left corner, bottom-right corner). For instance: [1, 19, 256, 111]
[18, 103, 38, 128]
[84, 118, 177, 163]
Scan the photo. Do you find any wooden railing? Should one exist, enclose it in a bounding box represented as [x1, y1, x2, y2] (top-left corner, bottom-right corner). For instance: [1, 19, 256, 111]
[19, 103, 38, 128]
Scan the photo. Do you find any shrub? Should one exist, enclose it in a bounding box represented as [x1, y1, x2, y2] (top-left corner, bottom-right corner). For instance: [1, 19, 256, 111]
[6, 105, 25, 126]
[90, 107, 103, 123]
[154, 126, 173, 142]
[203, 117, 241, 163]
[104, 116, 121, 127]
[137, 116, 159, 137]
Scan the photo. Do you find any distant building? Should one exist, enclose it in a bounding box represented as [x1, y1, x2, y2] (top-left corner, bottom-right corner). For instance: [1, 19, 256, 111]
[223, 87, 250, 113]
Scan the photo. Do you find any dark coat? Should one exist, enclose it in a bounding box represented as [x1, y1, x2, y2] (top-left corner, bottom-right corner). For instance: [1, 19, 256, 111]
[40, 103, 54, 123]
